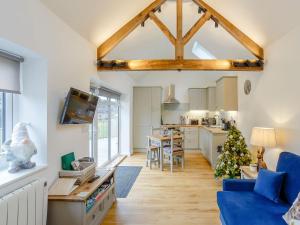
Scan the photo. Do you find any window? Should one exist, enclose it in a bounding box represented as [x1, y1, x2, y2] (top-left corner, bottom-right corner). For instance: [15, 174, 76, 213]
[192, 41, 216, 59]
[0, 92, 14, 171]
[0, 93, 13, 145]
[0, 49, 22, 171]
[90, 87, 121, 167]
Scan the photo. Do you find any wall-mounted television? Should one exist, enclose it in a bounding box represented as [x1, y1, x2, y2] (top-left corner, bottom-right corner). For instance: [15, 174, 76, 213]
[60, 88, 98, 124]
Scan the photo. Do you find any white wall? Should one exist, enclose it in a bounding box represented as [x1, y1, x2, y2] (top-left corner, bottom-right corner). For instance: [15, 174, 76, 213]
[238, 25, 300, 170]
[0, 0, 97, 194]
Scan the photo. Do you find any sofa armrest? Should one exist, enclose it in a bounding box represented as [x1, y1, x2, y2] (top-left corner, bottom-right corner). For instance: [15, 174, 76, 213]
[223, 179, 256, 192]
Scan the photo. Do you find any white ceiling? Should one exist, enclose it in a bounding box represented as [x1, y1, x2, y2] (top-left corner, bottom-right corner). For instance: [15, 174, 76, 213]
[40, 0, 300, 78]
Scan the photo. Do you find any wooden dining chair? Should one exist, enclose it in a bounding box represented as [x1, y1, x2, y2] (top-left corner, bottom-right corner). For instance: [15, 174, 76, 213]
[163, 131, 185, 173]
[146, 127, 161, 169]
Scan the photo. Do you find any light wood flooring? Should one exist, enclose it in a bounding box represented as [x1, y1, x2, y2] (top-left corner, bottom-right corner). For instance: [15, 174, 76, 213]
[102, 151, 221, 225]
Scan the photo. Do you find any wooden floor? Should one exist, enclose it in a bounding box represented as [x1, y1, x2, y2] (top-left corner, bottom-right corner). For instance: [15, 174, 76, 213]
[102, 151, 221, 225]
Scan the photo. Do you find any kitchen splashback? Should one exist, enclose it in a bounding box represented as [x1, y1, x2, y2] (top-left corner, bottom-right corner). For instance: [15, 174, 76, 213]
[161, 103, 238, 125]
[162, 103, 189, 124]
[162, 103, 208, 124]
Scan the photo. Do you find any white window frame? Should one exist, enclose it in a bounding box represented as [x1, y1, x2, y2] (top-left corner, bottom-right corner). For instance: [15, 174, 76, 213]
[0, 92, 5, 144]
[0, 92, 13, 144]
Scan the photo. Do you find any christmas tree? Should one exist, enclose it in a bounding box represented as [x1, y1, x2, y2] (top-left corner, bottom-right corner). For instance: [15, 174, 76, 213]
[215, 125, 251, 179]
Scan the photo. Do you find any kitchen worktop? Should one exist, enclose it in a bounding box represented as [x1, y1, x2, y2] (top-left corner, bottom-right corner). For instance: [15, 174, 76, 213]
[161, 124, 228, 134]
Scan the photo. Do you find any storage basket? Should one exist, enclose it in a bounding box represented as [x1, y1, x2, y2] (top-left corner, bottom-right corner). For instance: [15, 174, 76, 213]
[59, 162, 96, 184]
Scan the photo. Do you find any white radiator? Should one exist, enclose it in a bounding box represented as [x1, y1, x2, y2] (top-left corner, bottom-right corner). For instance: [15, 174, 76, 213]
[0, 179, 48, 225]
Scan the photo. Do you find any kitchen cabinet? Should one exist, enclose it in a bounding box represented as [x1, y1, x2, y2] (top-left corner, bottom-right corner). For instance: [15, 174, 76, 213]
[183, 127, 199, 149]
[199, 128, 210, 160]
[188, 88, 207, 111]
[216, 77, 238, 111]
[199, 127, 227, 168]
[133, 87, 162, 149]
[207, 87, 216, 111]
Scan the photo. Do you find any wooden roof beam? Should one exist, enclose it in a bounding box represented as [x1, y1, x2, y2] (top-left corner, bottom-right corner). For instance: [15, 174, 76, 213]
[97, 59, 263, 71]
[149, 12, 176, 46]
[97, 0, 167, 59]
[183, 12, 211, 45]
[192, 0, 264, 60]
[175, 0, 184, 60]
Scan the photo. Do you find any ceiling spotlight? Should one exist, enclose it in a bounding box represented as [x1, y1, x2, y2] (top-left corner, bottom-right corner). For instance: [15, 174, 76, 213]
[198, 7, 202, 14]
[211, 16, 219, 28]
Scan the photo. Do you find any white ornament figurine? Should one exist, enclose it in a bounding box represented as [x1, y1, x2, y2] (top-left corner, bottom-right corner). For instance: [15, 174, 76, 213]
[1, 122, 37, 173]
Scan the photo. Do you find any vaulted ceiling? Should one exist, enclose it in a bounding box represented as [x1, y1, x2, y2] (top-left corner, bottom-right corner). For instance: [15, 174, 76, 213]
[41, 0, 300, 74]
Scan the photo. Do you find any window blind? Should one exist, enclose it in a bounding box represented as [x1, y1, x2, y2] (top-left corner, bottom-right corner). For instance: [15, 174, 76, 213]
[99, 87, 121, 100]
[91, 86, 121, 99]
[0, 50, 23, 94]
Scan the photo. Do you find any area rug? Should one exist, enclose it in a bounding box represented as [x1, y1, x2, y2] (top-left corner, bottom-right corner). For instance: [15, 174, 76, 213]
[115, 166, 142, 198]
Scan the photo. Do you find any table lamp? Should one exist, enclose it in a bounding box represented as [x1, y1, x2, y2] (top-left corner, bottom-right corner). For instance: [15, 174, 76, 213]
[250, 127, 277, 170]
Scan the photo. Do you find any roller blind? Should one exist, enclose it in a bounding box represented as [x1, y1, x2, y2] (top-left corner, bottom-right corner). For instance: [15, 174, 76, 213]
[0, 50, 23, 94]
[91, 86, 121, 100]
[98, 87, 121, 100]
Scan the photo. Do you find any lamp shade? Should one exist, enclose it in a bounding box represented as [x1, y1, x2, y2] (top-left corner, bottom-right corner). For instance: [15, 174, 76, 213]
[250, 127, 277, 148]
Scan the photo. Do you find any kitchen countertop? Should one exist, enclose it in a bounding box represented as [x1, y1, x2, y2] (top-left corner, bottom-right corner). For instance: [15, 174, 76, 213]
[161, 124, 228, 135]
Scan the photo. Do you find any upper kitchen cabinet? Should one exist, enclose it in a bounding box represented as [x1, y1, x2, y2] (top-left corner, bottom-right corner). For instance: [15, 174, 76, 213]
[133, 87, 162, 149]
[216, 77, 238, 111]
[207, 87, 216, 111]
[189, 88, 208, 111]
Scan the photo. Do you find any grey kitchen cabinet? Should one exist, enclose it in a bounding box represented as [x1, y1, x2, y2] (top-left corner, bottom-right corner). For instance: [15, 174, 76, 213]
[133, 87, 162, 150]
[199, 128, 210, 160]
[199, 127, 227, 168]
[133, 125, 152, 149]
[188, 88, 208, 111]
[183, 127, 199, 149]
[207, 87, 216, 111]
[133, 87, 151, 126]
[216, 77, 238, 111]
[151, 87, 162, 128]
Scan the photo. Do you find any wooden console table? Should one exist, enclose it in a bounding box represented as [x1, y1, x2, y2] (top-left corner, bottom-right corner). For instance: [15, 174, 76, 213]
[48, 168, 116, 225]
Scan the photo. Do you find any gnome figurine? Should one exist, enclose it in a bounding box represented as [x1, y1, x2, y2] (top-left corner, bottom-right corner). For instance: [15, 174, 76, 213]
[1, 122, 37, 173]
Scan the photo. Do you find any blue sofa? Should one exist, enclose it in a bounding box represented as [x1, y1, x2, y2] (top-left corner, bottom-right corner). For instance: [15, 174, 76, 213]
[217, 152, 300, 225]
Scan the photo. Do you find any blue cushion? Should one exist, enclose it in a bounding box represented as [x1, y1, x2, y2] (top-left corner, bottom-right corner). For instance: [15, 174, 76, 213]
[276, 152, 300, 205]
[254, 169, 285, 203]
[217, 191, 290, 225]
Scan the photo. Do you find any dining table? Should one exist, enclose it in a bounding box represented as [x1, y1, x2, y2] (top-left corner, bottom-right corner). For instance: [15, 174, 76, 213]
[148, 134, 183, 171]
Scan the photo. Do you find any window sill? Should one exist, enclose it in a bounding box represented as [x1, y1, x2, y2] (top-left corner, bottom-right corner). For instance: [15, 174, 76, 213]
[0, 165, 48, 189]
[103, 155, 127, 169]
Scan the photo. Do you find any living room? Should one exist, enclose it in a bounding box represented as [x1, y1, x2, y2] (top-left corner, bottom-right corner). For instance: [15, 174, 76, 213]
[0, 0, 300, 225]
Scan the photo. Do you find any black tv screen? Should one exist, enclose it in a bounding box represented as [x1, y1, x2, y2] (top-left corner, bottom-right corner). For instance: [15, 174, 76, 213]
[60, 88, 98, 124]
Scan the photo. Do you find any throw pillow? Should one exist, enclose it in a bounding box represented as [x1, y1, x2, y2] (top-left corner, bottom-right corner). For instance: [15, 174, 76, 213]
[283, 192, 300, 224]
[254, 169, 286, 203]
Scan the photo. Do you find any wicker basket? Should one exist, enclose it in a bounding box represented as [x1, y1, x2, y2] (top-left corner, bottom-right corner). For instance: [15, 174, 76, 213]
[59, 162, 96, 184]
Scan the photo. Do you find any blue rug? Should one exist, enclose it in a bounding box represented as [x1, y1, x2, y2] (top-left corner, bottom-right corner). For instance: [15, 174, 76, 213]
[115, 166, 142, 198]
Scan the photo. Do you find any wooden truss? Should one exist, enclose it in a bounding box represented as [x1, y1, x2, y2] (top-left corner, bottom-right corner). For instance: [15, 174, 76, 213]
[97, 0, 264, 71]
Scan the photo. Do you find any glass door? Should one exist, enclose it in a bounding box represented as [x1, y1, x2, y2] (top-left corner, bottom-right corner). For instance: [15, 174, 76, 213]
[91, 88, 120, 167]
[97, 96, 110, 166]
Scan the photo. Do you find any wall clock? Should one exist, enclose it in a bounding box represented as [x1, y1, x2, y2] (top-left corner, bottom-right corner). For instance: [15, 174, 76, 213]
[244, 80, 251, 95]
